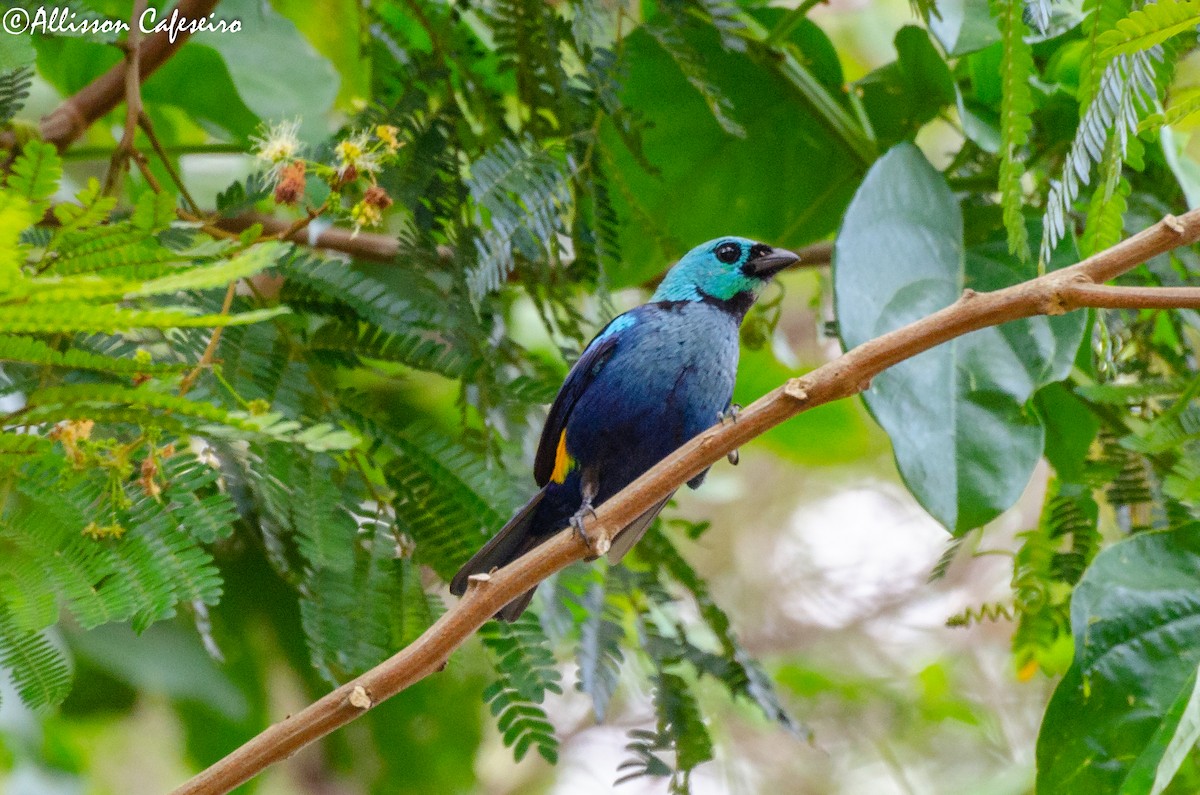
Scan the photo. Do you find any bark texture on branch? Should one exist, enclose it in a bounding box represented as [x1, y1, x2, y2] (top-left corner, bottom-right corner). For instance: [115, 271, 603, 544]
[173, 210, 1200, 795]
[1, 0, 222, 152]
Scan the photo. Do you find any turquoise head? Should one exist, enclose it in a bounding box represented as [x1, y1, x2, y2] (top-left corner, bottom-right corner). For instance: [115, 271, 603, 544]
[651, 237, 800, 312]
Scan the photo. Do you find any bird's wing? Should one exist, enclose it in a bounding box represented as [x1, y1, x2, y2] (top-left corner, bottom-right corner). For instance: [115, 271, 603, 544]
[532, 314, 630, 486]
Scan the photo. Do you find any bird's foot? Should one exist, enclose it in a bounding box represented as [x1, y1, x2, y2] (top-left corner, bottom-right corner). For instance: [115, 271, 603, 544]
[570, 502, 607, 557]
[719, 404, 741, 465]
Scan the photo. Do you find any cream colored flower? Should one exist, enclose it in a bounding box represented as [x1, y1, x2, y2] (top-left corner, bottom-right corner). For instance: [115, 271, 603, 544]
[252, 119, 303, 166]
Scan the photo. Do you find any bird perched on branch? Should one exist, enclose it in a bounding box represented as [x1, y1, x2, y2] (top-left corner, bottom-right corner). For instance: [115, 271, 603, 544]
[450, 237, 800, 619]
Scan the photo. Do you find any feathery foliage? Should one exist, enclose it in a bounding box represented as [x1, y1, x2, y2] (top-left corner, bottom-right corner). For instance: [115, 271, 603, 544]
[0, 66, 32, 126]
[991, 0, 1035, 260]
[1042, 49, 1161, 260]
[1097, 0, 1200, 59]
[576, 578, 626, 721]
[480, 614, 563, 763]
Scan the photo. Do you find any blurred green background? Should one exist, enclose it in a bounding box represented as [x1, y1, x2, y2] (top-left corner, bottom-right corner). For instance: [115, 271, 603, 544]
[2, 0, 1199, 793]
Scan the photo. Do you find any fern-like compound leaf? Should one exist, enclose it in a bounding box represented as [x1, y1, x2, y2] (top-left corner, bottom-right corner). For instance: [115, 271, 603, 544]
[992, 0, 1036, 260]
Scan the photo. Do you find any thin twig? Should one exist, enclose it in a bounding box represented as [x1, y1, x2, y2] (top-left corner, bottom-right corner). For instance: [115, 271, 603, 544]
[271, 200, 331, 243]
[138, 111, 202, 213]
[102, 0, 148, 196]
[177, 281, 239, 398]
[178, 208, 244, 241]
[171, 209, 1200, 795]
[130, 150, 164, 193]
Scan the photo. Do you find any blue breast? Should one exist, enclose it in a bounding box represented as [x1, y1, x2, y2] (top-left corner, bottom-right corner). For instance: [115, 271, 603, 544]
[565, 301, 740, 501]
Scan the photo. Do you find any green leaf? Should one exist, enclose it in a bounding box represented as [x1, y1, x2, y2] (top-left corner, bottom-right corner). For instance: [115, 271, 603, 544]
[269, 0, 369, 105]
[834, 144, 1086, 533]
[383, 426, 517, 580]
[130, 190, 178, 233]
[309, 322, 468, 378]
[21, 384, 262, 429]
[598, 20, 863, 286]
[0, 334, 187, 375]
[194, 0, 339, 125]
[928, 0, 1001, 55]
[466, 136, 573, 298]
[645, 12, 745, 137]
[857, 26, 957, 148]
[1078, 0, 1131, 109]
[1036, 382, 1100, 484]
[577, 579, 625, 720]
[0, 304, 286, 334]
[1097, 0, 1200, 60]
[1037, 527, 1200, 795]
[481, 613, 562, 763]
[5, 139, 62, 215]
[0, 431, 51, 459]
[125, 242, 284, 298]
[0, 191, 33, 292]
[139, 43, 260, 139]
[991, 0, 1035, 260]
[0, 65, 32, 126]
[0, 607, 72, 710]
[53, 178, 117, 235]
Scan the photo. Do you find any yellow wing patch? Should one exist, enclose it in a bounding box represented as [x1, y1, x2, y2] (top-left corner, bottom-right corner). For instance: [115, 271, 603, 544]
[550, 429, 576, 484]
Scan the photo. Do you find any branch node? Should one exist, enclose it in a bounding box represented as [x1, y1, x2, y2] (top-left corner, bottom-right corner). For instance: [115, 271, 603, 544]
[1043, 294, 1069, 316]
[348, 686, 372, 710]
[587, 531, 611, 558]
[1163, 214, 1185, 235]
[465, 573, 492, 591]
[783, 379, 809, 403]
[960, 288, 978, 301]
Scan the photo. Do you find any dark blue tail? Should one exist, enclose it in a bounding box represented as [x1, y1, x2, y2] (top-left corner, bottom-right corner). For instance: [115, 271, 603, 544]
[450, 487, 547, 621]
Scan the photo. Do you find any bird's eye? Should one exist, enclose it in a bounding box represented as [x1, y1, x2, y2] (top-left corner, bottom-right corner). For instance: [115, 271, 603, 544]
[714, 242, 741, 264]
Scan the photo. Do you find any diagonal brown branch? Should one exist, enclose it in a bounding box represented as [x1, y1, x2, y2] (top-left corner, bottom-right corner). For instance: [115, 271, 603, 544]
[1, 0, 222, 153]
[171, 210, 1200, 795]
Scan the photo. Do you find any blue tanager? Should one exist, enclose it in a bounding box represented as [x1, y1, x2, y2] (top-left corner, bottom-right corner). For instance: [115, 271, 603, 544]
[450, 237, 799, 619]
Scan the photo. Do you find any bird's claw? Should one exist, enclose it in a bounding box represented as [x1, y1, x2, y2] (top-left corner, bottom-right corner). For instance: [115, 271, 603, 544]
[719, 404, 741, 465]
[570, 503, 602, 552]
[718, 403, 741, 425]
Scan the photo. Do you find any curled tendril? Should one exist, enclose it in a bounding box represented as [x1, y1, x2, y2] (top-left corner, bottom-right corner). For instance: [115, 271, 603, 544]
[946, 602, 1014, 628]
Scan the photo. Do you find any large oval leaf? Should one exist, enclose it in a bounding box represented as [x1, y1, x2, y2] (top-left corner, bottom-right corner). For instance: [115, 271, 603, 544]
[1038, 527, 1200, 795]
[599, 17, 863, 286]
[833, 143, 1084, 533]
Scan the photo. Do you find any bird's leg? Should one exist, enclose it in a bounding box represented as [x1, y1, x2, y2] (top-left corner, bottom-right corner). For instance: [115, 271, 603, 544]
[719, 403, 741, 465]
[570, 468, 604, 557]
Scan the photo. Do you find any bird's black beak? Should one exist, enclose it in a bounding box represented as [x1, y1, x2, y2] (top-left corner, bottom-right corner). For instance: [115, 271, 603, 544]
[744, 245, 801, 278]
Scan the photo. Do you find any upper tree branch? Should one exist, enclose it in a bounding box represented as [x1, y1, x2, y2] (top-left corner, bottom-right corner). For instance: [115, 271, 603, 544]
[214, 213, 837, 268]
[173, 210, 1200, 795]
[2, 0, 221, 153]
